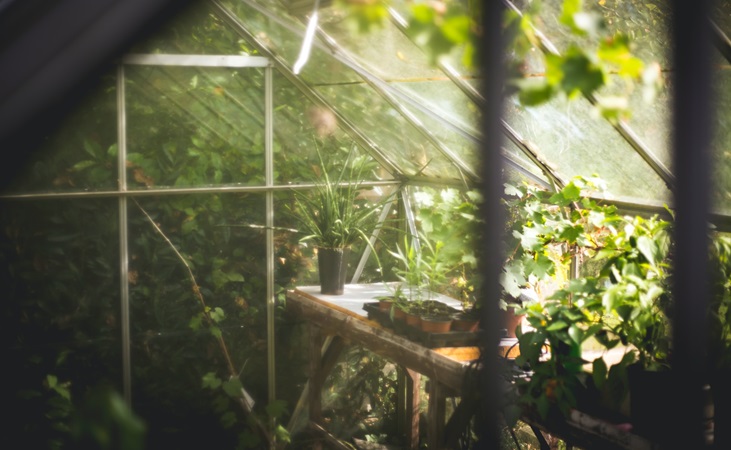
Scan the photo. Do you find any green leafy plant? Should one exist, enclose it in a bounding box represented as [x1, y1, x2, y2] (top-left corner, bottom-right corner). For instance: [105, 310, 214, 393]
[388, 231, 450, 305]
[504, 175, 674, 423]
[288, 146, 388, 250]
[514, 298, 602, 420]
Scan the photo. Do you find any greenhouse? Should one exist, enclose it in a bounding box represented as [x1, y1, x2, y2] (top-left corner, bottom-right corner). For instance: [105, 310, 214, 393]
[0, 0, 729, 449]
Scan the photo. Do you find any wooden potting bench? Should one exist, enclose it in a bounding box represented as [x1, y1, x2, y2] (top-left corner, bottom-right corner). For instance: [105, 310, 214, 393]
[285, 284, 488, 450]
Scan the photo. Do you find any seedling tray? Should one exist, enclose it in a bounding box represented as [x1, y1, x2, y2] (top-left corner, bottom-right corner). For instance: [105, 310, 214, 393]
[363, 302, 481, 348]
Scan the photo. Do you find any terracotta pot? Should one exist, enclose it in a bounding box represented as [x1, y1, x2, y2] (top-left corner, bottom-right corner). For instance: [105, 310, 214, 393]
[378, 299, 394, 311]
[451, 313, 479, 332]
[317, 247, 350, 295]
[500, 305, 524, 338]
[405, 310, 421, 327]
[420, 315, 453, 333]
[393, 306, 407, 321]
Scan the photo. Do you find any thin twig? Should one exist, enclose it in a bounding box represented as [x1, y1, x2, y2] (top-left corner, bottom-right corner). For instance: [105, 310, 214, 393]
[133, 199, 272, 445]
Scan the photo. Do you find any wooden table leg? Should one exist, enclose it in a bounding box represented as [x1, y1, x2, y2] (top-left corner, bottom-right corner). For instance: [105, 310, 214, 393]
[309, 325, 324, 450]
[428, 380, 446, 450]
[405, 368, 421, 450]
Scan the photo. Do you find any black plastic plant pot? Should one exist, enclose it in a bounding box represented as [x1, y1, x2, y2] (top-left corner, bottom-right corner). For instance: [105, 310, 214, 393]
[317, 247, 350, 295]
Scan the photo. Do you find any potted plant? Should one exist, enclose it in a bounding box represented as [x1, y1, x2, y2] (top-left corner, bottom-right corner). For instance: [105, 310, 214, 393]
[500, 291, 535, 339]
[503, 177, 674, 432]
[288, 147, 390, 295]
[388, 232, 454, 330]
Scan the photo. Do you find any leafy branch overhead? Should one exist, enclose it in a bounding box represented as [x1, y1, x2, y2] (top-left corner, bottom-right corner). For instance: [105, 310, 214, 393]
[334, 0, 663, 121]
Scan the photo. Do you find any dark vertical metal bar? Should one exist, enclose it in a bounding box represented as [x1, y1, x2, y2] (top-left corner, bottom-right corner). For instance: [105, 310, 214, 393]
[477, 0, 505, 448]
[116, 63, 132, 406]
[670, 0, 713, 447]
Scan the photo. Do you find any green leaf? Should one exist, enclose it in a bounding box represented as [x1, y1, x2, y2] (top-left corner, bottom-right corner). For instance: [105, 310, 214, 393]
[547, 320, 569, 331]
[441, 15, 471, 44]
[562, 182, 582, 202]
[71, 160, 96, 171]
[592, 358, 608, 390]
[559, 49, 605, 97]
[501, 262, 526, 298]
[266, 399, 288, 419]
[636, 235, 656, 265]
[210, 326, 222, 339]
[275, 424, 292, 444]
[222, 378, 243, 398]
[559, 0, 582, 28]
[504, 183, 524, 198]
[559, 224, 583, 243]
[227, 272, 245, 282]
[189, 315, 202, 330]
[524, 253, 554, 279]
[202, 372, 222, 389]
[514, 78, 555, 106]
[536, 395, 551, 419]
[220, 411, 237, 428]
[568, 324, 584, 343]
[209, 307, 225, 323]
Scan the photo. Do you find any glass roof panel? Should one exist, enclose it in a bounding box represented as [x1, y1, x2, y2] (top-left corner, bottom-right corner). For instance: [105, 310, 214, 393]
[396, 79, 480, 137]
[316, 4, 446, 81]
[399, 102, 478, 175]
[271, 72, 395, 184]
[502, 138, 553, 189]
[504, 93, 671, 201]
[385, 0, 479, 77]
[128, 1, 245, 55]
[600, 73, 672, 166]
[513, 0, 672, 67]
[219, 0, 363, 85]
[314, 82, 461, 179]
[125, 65, 266, 188]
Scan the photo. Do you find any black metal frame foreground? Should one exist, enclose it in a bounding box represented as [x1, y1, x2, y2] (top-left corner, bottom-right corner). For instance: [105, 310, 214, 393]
[477, 0, 717, 448]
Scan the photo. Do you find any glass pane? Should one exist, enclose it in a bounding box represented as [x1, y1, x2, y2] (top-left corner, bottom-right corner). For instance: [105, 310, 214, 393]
[502, 136, 553, 188]
[614, 75, 672, 166]
[386, 0, 479, 77]
[317, 4, 446, 81]
[315, 82, 459, 179]
[4, 74, 118, 194]
[398, 99, 479, 179]
[504, 93, 672, 201]
[220, 0, 363, 85]
[128, 193, 271, 446]
[272, 72, 395, 184]
[223, 0, 471, 181]
[1, 199, 122, 446]
[514, 0, 672, 66]
[129, 1, 245, 55]
[125, 65, 266, 188]
[398, 79, 480, 137]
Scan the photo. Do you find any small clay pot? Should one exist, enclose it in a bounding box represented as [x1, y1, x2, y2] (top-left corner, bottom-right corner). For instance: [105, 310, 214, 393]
[378, 299, 394, 311]
[420, 315, 453, 333]
[451, 312, 479, 332]
[405, 310, 421, 327]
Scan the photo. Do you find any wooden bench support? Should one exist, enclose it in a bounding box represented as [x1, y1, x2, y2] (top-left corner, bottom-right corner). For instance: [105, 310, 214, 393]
[427, 380, 447, 450]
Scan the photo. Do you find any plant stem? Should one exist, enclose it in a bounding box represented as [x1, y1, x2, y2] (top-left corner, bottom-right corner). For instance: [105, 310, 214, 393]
[134, 199, 272, 445]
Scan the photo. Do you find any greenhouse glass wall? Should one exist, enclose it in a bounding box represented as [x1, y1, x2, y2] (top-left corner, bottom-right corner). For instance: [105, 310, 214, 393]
[0, 0, 729, 448]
